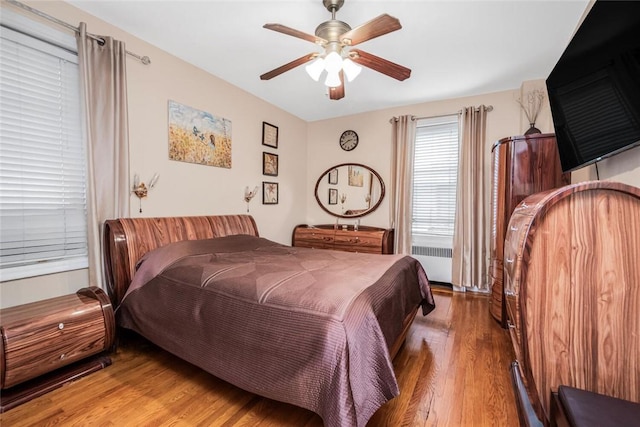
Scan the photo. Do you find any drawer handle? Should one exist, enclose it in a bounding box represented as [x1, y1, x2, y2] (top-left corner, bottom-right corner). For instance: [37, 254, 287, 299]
[58, 323, 64, 330]
[505, 258, 514, 264]
[60, 353, 66, 360]
[507, 321, 516, 329]
[510, 226, 518, 231]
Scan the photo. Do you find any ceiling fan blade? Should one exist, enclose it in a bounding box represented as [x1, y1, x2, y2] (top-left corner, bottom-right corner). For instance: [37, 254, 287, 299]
[263, 23, 327, 45]
[329, 72, 345, 100]
[260, 53, 318, 81]
[349, 48, 411, 81]
[340, 14, 402, 46]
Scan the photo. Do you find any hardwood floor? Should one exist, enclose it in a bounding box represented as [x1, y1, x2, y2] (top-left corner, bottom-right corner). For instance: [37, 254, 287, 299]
[0, 288, 519, 426]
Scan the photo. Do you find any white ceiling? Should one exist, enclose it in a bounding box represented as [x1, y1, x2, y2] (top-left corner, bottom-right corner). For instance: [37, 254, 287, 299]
[67, 0, 591, 122]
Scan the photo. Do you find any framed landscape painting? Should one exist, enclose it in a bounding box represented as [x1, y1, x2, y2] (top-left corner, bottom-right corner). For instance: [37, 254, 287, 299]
[168, 100, 232, 168]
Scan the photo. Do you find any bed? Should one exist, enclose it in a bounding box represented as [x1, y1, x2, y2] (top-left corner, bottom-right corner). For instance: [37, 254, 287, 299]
[103, 214, 435, 427]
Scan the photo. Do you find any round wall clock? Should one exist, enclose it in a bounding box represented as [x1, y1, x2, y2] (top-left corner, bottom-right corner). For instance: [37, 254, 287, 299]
[339, 130, 359, 151]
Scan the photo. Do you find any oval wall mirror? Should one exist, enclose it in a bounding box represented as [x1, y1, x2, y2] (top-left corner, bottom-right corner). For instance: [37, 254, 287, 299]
[314, 163, 385, 219]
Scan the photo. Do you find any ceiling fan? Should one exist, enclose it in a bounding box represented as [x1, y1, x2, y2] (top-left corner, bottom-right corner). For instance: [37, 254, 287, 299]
[259, 0, 411, 100]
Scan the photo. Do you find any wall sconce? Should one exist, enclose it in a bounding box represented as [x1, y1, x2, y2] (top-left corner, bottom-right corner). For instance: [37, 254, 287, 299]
[244, 185, 259, 212]
[132, 173, 159, 213]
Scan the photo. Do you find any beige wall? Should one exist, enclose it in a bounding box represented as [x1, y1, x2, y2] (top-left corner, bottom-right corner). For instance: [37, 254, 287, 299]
[1, 1, 308, 307]
[306, 89, 525, 228]
[306, 79, 640, 229]
[2, 1, 638, 308]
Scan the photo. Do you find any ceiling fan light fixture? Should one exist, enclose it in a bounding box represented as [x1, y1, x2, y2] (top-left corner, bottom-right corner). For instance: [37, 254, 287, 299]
[324, 70, 342, 87]
[305, 57, 325, 81]
[260, 1, 411, 99]
[342, 57, 362, 82]
[324, 51, 342, 73]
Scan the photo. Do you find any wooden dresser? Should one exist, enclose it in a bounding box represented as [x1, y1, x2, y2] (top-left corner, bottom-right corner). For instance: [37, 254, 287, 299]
[292, 224, 394, 254]
[489, 133, 569, 325]
[503, 181, 640, 425]
[0, 286, 115, 412]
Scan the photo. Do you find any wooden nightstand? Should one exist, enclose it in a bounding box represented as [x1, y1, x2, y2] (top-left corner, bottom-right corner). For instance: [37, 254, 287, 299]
[0, 286, 115, 412]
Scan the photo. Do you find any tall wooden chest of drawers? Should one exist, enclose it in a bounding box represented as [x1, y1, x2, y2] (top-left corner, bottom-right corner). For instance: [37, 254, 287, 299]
[489, 133, 569, 325]
[292, 224, 394, 254]
[0, 286, 115, 412]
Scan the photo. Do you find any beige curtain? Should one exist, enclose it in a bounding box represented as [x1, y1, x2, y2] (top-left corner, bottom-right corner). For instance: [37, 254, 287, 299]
[452, 106, 490, 291]
[76, 23, 130, 289]
[390, 115, 417, 254]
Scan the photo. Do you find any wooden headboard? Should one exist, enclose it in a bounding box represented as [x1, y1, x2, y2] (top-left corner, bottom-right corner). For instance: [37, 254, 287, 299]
[103, 215, 259, 307]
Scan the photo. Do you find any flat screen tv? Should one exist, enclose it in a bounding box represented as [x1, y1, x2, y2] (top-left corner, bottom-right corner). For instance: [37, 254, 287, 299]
[546, 0, 640, 172]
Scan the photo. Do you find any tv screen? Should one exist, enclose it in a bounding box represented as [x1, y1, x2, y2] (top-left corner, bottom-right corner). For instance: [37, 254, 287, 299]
[546, 0, 640, 172]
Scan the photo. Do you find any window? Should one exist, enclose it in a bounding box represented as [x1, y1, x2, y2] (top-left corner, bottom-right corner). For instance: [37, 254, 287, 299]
[0, 16, 87, 281]
[411, 115, 460, 241]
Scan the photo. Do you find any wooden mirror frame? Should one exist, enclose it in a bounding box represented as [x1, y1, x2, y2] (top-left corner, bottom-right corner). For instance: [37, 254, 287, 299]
[314, 163, 385, 219]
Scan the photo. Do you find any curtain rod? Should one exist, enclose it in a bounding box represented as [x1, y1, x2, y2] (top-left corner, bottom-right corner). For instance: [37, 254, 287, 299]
[391, 105, 493, 123]
[417, 105, 494, 121]
[5, 0, 151, 65]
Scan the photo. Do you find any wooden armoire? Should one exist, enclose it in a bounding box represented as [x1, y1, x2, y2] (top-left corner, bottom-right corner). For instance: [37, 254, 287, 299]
[489, 133, 569, 325]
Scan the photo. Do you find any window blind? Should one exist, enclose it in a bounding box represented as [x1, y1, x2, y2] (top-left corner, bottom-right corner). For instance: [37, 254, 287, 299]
[412, 115, 460, 237]
[0, 26, 87, 281]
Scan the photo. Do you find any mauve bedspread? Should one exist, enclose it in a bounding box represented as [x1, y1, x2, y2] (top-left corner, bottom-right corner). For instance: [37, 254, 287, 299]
[118, 234, 435, 426]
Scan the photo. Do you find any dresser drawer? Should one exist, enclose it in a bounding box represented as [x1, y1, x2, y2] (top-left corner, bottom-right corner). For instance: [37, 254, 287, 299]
[292, 224, 394, 254]
[333, 229, 384, 253]
[1, 287, 114, 390]
[292, 227, 335, 250]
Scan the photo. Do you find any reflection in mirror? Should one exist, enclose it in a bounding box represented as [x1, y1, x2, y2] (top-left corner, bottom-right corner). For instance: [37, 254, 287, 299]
[315, 163, 385, 218]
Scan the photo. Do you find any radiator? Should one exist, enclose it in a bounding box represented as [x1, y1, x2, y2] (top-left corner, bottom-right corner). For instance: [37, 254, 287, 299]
[412, 245, 453, 284]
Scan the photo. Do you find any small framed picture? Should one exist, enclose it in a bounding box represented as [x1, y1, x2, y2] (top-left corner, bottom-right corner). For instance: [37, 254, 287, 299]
[328, 168, 338, 185]
[348, 165, 364, 187]
[263, 152, 278, 176]
[263, 181, 278, 204]
[328, 188, 338, 205]
[262, 121, 278, 149]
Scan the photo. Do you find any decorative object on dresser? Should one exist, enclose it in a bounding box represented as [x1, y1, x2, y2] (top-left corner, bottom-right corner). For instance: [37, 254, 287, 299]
[503, 181, 640, 426]
[292, 224, 394, 254]
[516, 89, 545, 135]
[488, 133, 569, 326]
[0, 286, 115, 412]
[315, 163, 385, 219]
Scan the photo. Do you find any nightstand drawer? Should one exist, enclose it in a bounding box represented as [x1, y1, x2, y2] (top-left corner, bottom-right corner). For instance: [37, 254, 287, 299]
[1, 287, 114, 389]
